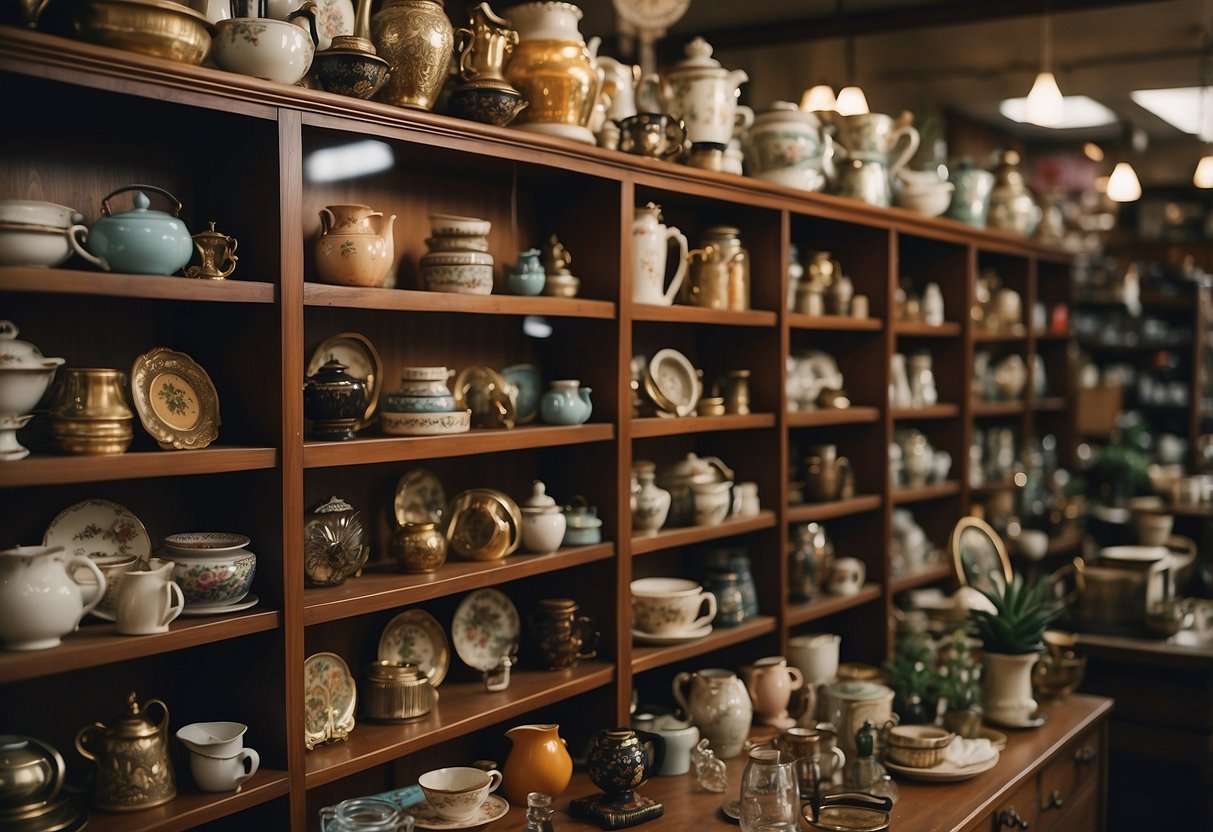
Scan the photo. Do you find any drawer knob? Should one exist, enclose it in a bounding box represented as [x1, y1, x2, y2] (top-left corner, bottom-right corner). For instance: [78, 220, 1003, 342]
[995, 808, 1030, 830]
[1074, 746, 1097, 766]
[1041, 789, 1064, 812]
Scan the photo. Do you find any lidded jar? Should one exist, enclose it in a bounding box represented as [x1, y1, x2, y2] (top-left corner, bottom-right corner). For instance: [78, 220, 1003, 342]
[303, 359, 369, 441]
[362, 661, 437, 722]
[520, 480, 567, 554]
[303, 496, 370, 586]
[371, 0, 455, 111]
[743, 101, 829, 191]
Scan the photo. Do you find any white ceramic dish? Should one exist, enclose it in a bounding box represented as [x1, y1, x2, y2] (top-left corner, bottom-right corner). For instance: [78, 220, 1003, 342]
[0, 222, 88, 268]
[884, 751, 999, 782]
[429, 214, 492, 238]
[181, 593, 260, 616]
[381, 409, 472, 436]
[409, 793, 509, 830]
[212, 17, 316, 86]
[0, 199, 81, 228]
[378, 609, 450, 686]
[452, 588, 520, 672]
[631, 623, 713, 645]
[44, 498, 151, 561]
[308, 332, 383, 431]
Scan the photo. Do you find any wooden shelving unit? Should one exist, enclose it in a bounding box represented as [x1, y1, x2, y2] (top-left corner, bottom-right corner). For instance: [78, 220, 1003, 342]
[0, 25, 1077, 830]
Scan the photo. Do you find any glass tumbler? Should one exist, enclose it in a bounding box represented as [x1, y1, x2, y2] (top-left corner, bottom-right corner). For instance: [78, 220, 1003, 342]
[739, 747, 800, 832]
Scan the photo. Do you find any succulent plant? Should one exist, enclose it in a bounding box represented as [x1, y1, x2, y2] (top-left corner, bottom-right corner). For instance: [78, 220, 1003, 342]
[969, 572, 1062, 655]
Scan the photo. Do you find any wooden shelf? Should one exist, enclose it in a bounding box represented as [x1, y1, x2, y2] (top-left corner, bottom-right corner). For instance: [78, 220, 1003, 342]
[631, 413, 775, 437]
[85, 770, 290, 832]
[1033, 396, 1067, 411]
[890, 563, 954, 594]
[631, 303, 777, 327]
[970, 479, 1019, 495]
[787, 407, 881, 427]
[303, 424, 614, 467]
[1035, 331, 1070, 342]
[788, 313, 883, 331]
[0, 611, 279, 684]
[0, 446, 278, 488]
[786, 495, 882, 523]
[971, 400, 1026, 417]
[893, 321, 962, 337]
[303, 544, 614, 625]
[304, 663, 613, 788]
[631, 615, 777, 674]
[891, 480, 962, 504]
[786, 584, 882, 626]
[891, 403, 961, 420]
[630, 511, 777, 555]
[973, 330, 1027, 343]
[303, 283, 615, 319]
[0, 267, 276, 302]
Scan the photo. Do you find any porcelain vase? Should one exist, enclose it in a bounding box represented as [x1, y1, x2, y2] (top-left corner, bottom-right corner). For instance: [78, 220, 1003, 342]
[671, 668, 752, 759]
[982, 651, 1039, 727]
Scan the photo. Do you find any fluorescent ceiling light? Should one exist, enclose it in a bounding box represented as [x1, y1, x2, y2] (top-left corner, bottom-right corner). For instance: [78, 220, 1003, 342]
[999, 95, 1117, 129]
[1130, 87, 1213, 139]
[1025, 71, 1064, 126]
[1106, 161, 1142, 202]
[305, 140, 395, 183]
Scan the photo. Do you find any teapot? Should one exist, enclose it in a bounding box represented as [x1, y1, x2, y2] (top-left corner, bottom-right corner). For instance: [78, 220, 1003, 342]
[658, 453, 734, 526]
[631, 202, 688, 306]
[585, 728, 665, 799]
[76, 693, 176, 811]
[654, 37, 752, 147]
[0, 546, 104, 650]
[599, 56, 641, 121]
[743, 101, 833, 192]
[315, 204, 397, 288]
[76, 185, 194, 275]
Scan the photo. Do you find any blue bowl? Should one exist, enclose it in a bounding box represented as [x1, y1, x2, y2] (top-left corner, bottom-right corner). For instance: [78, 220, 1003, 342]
[382, 393, 457, 413]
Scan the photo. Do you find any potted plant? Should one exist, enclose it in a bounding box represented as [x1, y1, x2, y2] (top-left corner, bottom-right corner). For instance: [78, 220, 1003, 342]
[937, 626, 983, 737]
[969, 572, 1062, 727]
[884, 630, 939, 725]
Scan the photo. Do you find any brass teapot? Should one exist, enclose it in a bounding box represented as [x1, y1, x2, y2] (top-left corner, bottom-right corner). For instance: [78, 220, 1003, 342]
[76, 693, 176, 811]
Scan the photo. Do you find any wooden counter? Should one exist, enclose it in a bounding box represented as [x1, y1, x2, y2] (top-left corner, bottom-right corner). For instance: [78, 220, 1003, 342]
[487, 694, 1111, 832]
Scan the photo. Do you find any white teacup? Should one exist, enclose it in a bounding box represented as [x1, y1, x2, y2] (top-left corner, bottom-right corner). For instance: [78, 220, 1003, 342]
[787, 633, 841, 686]
[418, 767, 502, 822]
[827, 558, 865, 596]
[631, 577, 717, 634]
[189, 747, 260, 793]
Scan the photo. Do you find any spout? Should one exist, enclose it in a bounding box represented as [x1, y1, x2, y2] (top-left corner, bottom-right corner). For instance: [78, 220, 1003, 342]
[378, 214, 396, 252]
[728, 68, 749, 89]
[586, 34, 601, 60]
[288, 0, 319, 45]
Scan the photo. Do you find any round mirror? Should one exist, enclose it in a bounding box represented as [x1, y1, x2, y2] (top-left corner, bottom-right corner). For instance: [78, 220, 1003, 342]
[950, 517, 1012, 595]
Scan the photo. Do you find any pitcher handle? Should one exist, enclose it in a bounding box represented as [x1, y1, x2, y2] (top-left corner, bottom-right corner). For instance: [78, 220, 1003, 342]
[886, 125, 921, 177]
[663, 226, 689, 304]
[455, 27, 474, 79]
[65, 225, 109, 271]
[734, 105, 755, 132]
[787, 666, 805, 692]
[145, 697, 171, 733]
[162, 580, 185, 627]
[75, 723, 106, 763]
[68, 555, 106, 621]
[691, 591, 717, 630]
[671, 671, 692, 715]
[318, 207, 334, 235]
[218, 236, 239, 278]
[574, 615, 600, 661]
[235, 747, 260, 785]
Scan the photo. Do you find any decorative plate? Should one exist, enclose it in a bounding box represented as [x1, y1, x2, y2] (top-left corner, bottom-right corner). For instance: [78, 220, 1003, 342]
[501, 363, 541, 425]
[307, 332, 383, 431]
[410, 793, 509, 830]
[451, 588, 520, 672]
[303, 651, 357, 750]
[44, 499, 151, 561]
[181, 593, 260, 617]
[131, 347, 220, 450]
[646, 348, 701, 417]
[378, 609, 450, 686]
[630, 623, 712, 645]
[453, 366, 517, 429]
[394, 468, 447, 526]
[884, 751, 999, 782]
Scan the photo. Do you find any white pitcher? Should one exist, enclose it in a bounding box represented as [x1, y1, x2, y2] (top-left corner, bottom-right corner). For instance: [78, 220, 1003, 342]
[116, 558, 185, 636]
[672, 668, 752, 759]
[0, 545, 104, 650]
[631, 203, 687, 306]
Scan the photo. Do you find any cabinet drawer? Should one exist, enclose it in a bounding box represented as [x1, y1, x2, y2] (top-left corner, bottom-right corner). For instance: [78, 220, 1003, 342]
[983, 773, 1038, 832]
[1046, 783, 1098, 832]
[1038, 726, 1103, 832]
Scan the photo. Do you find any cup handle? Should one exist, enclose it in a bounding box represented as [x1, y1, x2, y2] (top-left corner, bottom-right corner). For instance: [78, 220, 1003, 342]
[787, 666, 805, 692]
[692, 591, 717, 630]
[236, 748, 260, 784]
[68, 555, 106, 622]
[575, 615, 600, 661]
[663, 118, 688, 159]
[218, 236, 239, 278]
[319, 806, 336, 832]
[66, 224, 109, 271]
[663, 227, 689, 304]
[162, 580, 185, 627]
[485, 768, 503, 794]
[827, 745, 846, 776]
[671, 671, 691, 714]
[886, 125, 921, 177]
[734, 105, 755, 132]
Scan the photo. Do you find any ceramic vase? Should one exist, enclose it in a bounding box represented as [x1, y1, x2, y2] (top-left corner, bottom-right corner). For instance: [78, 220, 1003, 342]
[982, 652, 1039, 727]
[631, 471, 670, 532]
[315, 204, 396, 287]
[671, 668, 752, 759]
[372, 0, 455, 111]
[745, 656, 805, 729]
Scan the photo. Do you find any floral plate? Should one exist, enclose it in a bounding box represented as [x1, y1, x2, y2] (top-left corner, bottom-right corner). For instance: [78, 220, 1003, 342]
[451, 588, 520, 672]
[303, 651, 356, 750]
[394, 468, 447, 526]
[44, 498, 151, 562]
[378, 610, 450, 686]
[410, 794, 509, 830]
[645, 348, 701, 417]
[131, 347, 220, 450]
[307, 332, 383, 431]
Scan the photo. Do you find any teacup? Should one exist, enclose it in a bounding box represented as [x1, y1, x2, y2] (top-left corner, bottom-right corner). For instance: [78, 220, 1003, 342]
[827, 557, 865, 596]
[418, 766, 503, 821]
[631, 577, 717, 634]
[618, 113, 688, 160]
[189, 747, 260, 793]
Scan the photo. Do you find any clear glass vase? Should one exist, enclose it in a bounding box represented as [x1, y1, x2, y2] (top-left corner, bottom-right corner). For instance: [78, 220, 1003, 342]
[739, 747, 801, 832]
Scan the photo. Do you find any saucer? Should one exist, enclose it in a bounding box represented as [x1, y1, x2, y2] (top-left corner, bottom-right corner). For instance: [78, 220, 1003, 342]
[884, 750, 999, 782]
[631, 623, 712, 645]
[409, 793, 509, 829]
[984, 711, 1049, 729]
[181, 593, 259, 616]
[721, 799, 740, 823]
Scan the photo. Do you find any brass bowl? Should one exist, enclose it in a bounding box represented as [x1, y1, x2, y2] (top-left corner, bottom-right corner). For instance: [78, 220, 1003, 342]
[1032, 654, 1086, 702]
[60, 0, 213, 66]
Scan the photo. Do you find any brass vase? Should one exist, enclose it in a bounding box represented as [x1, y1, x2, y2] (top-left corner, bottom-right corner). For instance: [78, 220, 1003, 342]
[371, 0, 455, 111]
[48, 368, 134, 455]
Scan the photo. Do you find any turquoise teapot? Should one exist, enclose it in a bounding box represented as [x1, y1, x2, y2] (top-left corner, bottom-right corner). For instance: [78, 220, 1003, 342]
[540, 379, 592, 425]
[77, 185, 194, 275]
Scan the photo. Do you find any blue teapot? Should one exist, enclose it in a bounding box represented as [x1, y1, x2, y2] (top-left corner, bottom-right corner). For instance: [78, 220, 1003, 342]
[540, 379, 592, 425]
[507, 248, 546, 296]
[77, 185, 194, 275]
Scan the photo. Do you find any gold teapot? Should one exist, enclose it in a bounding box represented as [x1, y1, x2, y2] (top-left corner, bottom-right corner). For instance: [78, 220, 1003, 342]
[76, 692, 176, 811]
[185, 221, 238, 280]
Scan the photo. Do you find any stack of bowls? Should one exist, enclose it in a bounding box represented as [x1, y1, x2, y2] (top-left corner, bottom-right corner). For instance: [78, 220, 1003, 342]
[380, 366, 471, 436]
[895, 169, 955, 218]
[421, 214, 494, 294]
[886, 725, 953, 768]
[0, 200, 88, 268]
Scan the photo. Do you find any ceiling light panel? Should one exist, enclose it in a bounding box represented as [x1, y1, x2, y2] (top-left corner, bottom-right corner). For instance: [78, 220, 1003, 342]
[1130, 87, 1213, 139]
[999, 95, 1117, 129]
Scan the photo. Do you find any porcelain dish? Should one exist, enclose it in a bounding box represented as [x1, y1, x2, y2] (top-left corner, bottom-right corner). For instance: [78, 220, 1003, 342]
[378, 609, 450, 686]
[409, 793, 509, 829]
[645, 348, 701, 416]
[303, 651, 357, 750]
[44, 498, 151, 562]
[884, 751, 999, 782]
[307, 332, 383, 431]
[452, 588, 520, 672]
[381, 409, 472, 435]
[179, 593, 260, 616]
[131, 347, 220, 450]
[631, 623, 713, 645]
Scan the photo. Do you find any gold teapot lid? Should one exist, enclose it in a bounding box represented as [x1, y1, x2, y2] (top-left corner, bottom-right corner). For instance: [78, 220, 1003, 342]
[109, 693, 167, 739]
[325, 35, 379, 56]
[191, 220, 229, 242]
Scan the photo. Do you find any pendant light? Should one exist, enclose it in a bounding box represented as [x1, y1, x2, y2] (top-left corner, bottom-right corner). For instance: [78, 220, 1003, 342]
[1106, 161, 1142, 202]
[1025, 8, 1063, 126]
[1194, 6, 1213, 188]
[801, 84, 838, 113]
[834, 0, 869, 116]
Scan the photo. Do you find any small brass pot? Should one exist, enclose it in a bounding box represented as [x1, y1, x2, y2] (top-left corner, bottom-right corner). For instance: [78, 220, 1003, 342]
[49, 368, 134, 455]
[391, 522, 447, 573]
[363, 661, 437, 721]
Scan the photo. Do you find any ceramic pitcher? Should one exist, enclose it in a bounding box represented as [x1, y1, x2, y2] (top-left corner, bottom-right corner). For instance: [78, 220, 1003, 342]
[672, 668, 753, 759]
[315, 204, 397, 288]
[657, 36, 751, 147]
[0, 545, 104, 650]
[631, 202, 687, 306]
[115, 558, 185, 636]
[502, 723, 573, 805]
[745, 656, 805, 729]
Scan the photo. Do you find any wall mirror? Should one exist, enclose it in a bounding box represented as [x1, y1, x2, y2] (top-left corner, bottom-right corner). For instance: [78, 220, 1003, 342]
[950, 516, 1013, 595]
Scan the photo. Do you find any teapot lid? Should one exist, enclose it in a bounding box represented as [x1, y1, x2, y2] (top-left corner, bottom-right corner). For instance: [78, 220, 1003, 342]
[522, 480, 558, 510]
[307, 358, 364, 386]
[313, 495, 355, 515]
[675, 36, 724, 69]
[0, 321, 64, 369]
[109, 693, 164, 738]
[100, 187, 183, 225]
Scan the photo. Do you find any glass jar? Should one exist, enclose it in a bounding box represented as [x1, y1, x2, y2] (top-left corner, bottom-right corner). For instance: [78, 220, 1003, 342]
[524, 791, 555, 832]
[319, 797, 414, 831]
[739, 747, 800, 832]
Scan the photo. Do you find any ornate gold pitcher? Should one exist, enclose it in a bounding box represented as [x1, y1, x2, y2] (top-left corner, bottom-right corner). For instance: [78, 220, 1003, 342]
[371, 0, 455, 111]
[185, 221, 238, 280]
[455, 2, 517, 86]
[76, 693, 176, 811]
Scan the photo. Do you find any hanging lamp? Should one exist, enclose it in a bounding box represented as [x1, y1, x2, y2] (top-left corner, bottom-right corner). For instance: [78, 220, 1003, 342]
[1025, 7, 1063, 126]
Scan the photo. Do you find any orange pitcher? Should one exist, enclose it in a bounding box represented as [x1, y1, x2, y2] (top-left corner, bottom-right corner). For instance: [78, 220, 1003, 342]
[501, 723, 572, 805]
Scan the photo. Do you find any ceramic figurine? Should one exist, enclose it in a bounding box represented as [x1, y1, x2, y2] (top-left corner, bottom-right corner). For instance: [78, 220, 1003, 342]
[540, 379, 592, 425]
[314, 204, 396, 288]
[507, 248, 546, 295]
[540, 233, 580, 297]
[691, 738, 727, 793]
[371, 0, 455, 111]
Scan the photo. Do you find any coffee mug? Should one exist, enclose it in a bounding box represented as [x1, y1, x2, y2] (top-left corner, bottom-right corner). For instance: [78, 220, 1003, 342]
[788, 633, 841, 685]
[418, 767, 502, 821]
[618, 113, 688, 160]
[631, 577, 717, 634]
[828, 558, 865, 596]
[189, 747, 260, 792]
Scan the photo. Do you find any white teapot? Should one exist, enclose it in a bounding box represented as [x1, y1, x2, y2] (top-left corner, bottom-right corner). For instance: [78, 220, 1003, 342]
[0, 546, 105, 650]
[655, 37, 752, 147]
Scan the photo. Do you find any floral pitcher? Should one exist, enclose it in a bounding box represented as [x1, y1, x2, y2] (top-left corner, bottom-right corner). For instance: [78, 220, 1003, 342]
[315, 204, 396, 288]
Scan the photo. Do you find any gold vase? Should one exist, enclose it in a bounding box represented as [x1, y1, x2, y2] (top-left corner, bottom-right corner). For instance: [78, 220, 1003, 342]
[371, 0, 455, 111]
[48, 368, 134, 455]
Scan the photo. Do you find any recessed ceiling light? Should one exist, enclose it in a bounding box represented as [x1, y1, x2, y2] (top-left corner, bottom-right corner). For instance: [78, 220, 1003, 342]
[999, 95, 1117, 129]
[1130, 87, 1213, 139]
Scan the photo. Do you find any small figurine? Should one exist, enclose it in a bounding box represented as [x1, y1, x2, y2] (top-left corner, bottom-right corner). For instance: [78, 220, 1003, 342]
[484, 651, 515, 692]
[540, 234, 580, 297]
[692, 738, 727, 793]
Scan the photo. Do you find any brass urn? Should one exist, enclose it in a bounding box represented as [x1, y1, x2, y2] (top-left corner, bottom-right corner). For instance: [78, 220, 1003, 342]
[48, 368, 134, 455]
[371, 0, 456, 111]
[76, 693, 176, 812]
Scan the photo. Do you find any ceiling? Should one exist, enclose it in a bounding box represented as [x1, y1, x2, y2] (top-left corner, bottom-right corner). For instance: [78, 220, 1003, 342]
[572, 0, 1213, 187]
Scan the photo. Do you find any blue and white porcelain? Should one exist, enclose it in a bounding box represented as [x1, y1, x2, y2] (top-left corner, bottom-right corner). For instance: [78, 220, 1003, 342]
[506, 248, 545, 296]
[540, 379, 592, 425]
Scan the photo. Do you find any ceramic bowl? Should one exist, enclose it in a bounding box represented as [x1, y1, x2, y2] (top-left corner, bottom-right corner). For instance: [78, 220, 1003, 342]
[212, 17, 315, 85]
[63, 0, 214, 66]
[423, 262, 494, 294]
[380, 408, 471, 436]
[425, 234, 490, 253]
[0, 363, 65, 417]
[897, 183, 954, 217]
[0, 223, 84, 268]
[161, 534, 256, 606]
[311, 47, 390, 100]
[0, 200, 81, 228]
[381, 392, 457, 412]
[445, 84, 529, 127]
[887, 725, 953, 768]
[429, 214, 491, 238]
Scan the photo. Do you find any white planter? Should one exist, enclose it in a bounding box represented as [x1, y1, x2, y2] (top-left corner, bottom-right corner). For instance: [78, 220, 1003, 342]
[982, 651, 1039, 726]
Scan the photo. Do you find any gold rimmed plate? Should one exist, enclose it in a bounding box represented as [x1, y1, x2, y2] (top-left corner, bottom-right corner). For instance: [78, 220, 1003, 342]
[131, 347, 220, 450]
[646, 348, 701, 417]
[378, 609, 450, 686]
[307, 332, 383, 431]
